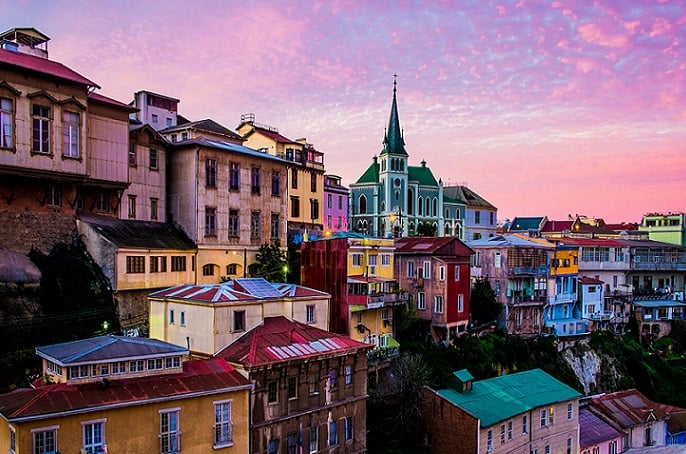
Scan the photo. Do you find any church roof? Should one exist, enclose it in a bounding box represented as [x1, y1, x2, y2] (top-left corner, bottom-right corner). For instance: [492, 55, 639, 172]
[408, 165, 438, 186]
[355, 159, 379, 184]
[380, 77, 407, 156]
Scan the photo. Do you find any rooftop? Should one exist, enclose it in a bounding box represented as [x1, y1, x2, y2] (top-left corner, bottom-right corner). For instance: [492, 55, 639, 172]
[78, 214, 196, 250]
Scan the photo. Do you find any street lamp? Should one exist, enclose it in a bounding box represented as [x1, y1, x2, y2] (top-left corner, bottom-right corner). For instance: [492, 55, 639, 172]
[283, 264, 289, 283]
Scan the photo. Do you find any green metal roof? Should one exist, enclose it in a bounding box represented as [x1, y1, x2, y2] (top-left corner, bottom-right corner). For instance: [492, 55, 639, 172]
[509, 217, 545, 231]
[408, 165, 438, 186]
[380, 79, 407, 156]
[454, 369, 474, 383]
[355, 160, 380, 184]
[436, 369, 581, 427]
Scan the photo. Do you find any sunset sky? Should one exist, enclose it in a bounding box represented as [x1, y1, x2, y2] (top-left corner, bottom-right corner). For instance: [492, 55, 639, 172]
[5, 0, 685, 223]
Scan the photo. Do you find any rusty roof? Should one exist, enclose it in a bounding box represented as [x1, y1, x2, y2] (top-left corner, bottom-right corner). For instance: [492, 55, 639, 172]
[394, 236, 473, 256]
[579, 406, 622, 448]
[78, 214, 196, 250]
[216, 316, 370, 368]
[590, 389, 671, 428]
[0, 358, 250, 421]
[0, 47, 99, 88]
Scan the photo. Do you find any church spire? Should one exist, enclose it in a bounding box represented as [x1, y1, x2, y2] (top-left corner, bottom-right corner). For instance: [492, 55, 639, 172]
[381, 74, 407, 156]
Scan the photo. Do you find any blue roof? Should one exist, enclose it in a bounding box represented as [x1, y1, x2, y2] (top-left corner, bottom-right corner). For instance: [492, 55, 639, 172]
[36, 335, 188, 365]
[436, 369, 581, 427]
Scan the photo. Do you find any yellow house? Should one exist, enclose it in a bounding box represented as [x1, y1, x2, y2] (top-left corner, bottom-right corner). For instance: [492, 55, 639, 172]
[149, 278, 331, 356]
[236, 114, 325, 234]
[0, 335, 251, 454]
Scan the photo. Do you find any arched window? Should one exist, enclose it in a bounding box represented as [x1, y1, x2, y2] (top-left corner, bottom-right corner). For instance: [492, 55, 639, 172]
[408, 188, 414, 215]
[400, 160, 404, 171]
[380, 201, 385, 212]
[433, 197, 438, 216]
[359, 194, 367, 214]
[445, 208, 450, 218]
[418, 197, 423, 216]
[203, 264, 217, 276]
[456, 209, 461, 219]
[445, 223, 451, 235]
[425, 198, 431, 216]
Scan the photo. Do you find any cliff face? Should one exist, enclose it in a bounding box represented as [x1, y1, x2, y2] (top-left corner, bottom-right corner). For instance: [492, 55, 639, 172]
[562, 343, 626, 395]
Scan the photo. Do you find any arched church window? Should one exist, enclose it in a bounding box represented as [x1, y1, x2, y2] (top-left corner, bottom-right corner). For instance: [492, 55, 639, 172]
[418, 197, 423, 216]
[433, 197, 438, 216]
[359, 195, 367, 214]
[408, 189, 414, 215]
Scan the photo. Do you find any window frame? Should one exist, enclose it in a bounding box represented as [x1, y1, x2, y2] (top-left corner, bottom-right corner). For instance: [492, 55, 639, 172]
[32, 425, 58, 454]
[213, 399, 233, 448]
[81, 418, 106, 454]
[159, 408, 180, 454]
[61, 110, 80, 158]
[0, 96, 15, 150]
[32, 103, 51, 154]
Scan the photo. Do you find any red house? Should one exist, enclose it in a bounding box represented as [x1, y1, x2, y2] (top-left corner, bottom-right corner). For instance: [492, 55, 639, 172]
[394, 237, 473, 343]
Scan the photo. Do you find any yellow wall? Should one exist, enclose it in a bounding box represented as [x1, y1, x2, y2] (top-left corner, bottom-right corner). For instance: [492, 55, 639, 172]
[0, 387, 250, 454]
[550, 249, 578, 276]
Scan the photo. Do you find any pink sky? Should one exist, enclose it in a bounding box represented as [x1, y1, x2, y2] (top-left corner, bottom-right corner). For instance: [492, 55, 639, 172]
[6, 0, 686, 223]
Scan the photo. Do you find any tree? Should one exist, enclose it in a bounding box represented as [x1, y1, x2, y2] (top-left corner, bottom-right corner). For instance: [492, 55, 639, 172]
[253, 240, 288, 282]
[416, 223, 436, 236]
[470, 278, 503, 326]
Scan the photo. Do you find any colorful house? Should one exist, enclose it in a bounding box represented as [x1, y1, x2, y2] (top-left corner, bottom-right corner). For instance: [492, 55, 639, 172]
[217, 316, 371, 454]
[0, 335, 251, 454]
[639, 212, 686, 246]
[323, 174, 349, 234]
[544, 244, 588, 337]
[149, 278, 330, 356]
[393, 236, 473, 343]
[300, 233, 406, 363]
[579, 406, 623, 454]
[421, 368, 581, 454]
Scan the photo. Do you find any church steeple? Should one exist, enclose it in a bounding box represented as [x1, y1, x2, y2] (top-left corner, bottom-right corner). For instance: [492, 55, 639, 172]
[381, 74, 407, 156]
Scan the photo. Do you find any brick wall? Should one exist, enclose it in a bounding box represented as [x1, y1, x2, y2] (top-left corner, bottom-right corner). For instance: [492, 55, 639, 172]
[420, 387, 480, 453]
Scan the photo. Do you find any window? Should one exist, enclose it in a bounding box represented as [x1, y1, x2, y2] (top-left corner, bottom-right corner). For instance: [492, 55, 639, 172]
[170, 133, 177, 142]
[434, 295, 443, 313]
[82, 420, 105, 454]
[309, 427, 317, 453]
[181, 132, 188, 140]
[147, 358, 163, 370]
[251, 211, 261, 238]
[407, 261, 415, 277]
[329, 421, 338, 446]
[487, 429, 492, 451]
[287, 376, 298, 399]
[69, 364, 90, 379]
[500, 424, 505, 444]
[169, 309, 175, 324]
[32, 104, 51, 153]
[46, 185, 62, 207]
[166, 117, 172, 127]
[251, 166, 261, 194]
[95, 192, 109, 212]
[171, 256, 187, 272]
[495, 252, 502, 268]
[287, 433, 297, 454]
[508, 421, 513, 440]
[206, 159, 217, 188]
[522, 415, 528, 434]
[310, 173, 317, 192]
[233, 310, 245, 332]
[165, 356, 181, 369]
[475, 210, 481, 224]
[545, 446, 550, 454]
[214, 400, 233, 447]
[226, 264, 237, 275]
[423, 261, 431, 279]
[9, 425, 15, 454]
[150, 148, 159, 170]
[329, 368, 338, 389]
[228, 162, 240, 190]
[205, 207, 217, 236]
[352, 254, 362, 267]
[417, 292, 426, 310]
[202, 264, 216, 276]
[62, 110, 79, 158]
[271, 213, 280, 239]
[129, 360, 144, 372]
[458, 294, 464, 312]
[112, 361, 126, 374]
[310, 198, 319, 220]
[567, 437, 572, 454]
[0, 97, 14, 148]
[381, 254, 391, 267]
[151, 256, 167, 273]
[342, 364, 354, 386]
[309, 373, 320, 395]
[548, 406, 555, 424]
[272, 170, 281, 196]
[128, 195, 137, 219]
[327, 193, 332, 208]
[150, 198, 158, 221]
[454, 265, 460, 281]
[540, 409, 547, 427]
[439, 265, 445, 281]
[228, 209, 239, 238]
[306, 305, 316, 323]
[567, 402, 573, 420]
[126, 256, 145, 274]
[33, 427, 57, 454]
[291, 168, 298, 189]
[160, 409, 180, 454]
[267, 380, 278, 403]
[268, 439, 279, 454]
[151, 113, 158, 124]
[345, 416, 353, 441]
[46, 360, 62, 376]
[291, 196, 300, 217]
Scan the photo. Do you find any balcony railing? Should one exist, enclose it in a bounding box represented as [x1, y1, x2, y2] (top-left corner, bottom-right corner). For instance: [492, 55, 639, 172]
[510, 295, 547, 304]
[549, 293, 577, 304]
[512, 265, 548, 276]
[366, 292, 408, 308]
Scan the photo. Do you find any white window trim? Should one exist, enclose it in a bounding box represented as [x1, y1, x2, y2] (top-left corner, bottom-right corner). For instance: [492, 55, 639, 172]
[31, 425, 59, 454]
[213, 399, 234, 448]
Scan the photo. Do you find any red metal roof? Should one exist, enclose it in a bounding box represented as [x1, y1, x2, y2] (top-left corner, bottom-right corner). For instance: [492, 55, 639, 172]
[0, 358, 250, 421]
[578, 277, 604, 285]
[0, 47, 99, 88]
[88, 91, 137, 112]
[579, 407, 622, 448]
[541, 220, 573, 233]
[394, 236, 473, 256]
[590, 388, 672, 428]
[217, 316, 370, 368]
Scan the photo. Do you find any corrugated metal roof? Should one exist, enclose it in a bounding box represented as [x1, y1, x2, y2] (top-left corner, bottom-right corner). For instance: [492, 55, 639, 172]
[394, 236, 473, 256]
[590, 389, 671, 429]
[88, 92, 137, 112]
[217, 316, 370, 367]
[78, 214, 196, 250]
[36, 335, 188, 365]
[408, 165, 438, 186]
[160, 118, 243, 141]
[0, 47, 99, 88]
[467, 234, 553, 249]
[436, 369, 581, 427]
[0, 358, 249, 421]
[508, 216, 546, 231]
[443, 185, 496, 209]
[579, 407, 622, 448]
[170, 137, 288, 164]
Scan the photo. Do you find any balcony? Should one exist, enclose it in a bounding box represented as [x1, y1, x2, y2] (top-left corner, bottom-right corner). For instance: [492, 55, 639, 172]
[510, 295, 546, 305]
[549, 293, 577, 304]
[366, 292, 408, 309]
[512, 265, 548, 276]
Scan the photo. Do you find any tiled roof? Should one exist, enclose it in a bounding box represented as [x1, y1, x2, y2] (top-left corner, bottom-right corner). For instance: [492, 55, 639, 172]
[0, 47, 99, 88]
[436, 368, 581, 427]
[579, 407, 622, 448]
[78, 214, 197, 250]
[160, 118, 243, 141]
[408, 165, 438, 186]
[590, 389, 671, 428]
[0, 358, 250, 421]
[149, 278, 328, 304]
[36, 335, 189, 365]
[216, 316, 370, 368]
[88, 92, 138, 112]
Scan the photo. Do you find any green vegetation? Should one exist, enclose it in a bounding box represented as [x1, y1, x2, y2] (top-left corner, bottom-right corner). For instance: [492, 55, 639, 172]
[469, 278, 503, 327]
[252, 240, 289, 282]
